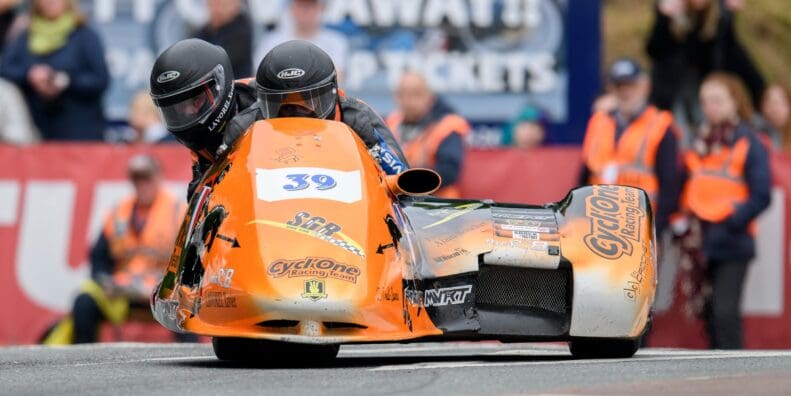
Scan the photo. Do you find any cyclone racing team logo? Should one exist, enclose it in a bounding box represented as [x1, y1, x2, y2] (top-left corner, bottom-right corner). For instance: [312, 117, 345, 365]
[583, 185, 645, 260]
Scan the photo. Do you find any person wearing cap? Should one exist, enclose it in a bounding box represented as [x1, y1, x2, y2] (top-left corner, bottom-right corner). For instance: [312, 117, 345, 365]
[44, 155, 187, 344]
[579, 58, 682, 235]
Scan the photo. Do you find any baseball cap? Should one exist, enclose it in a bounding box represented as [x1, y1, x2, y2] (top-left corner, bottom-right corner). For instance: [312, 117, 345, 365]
[608, 58, 644, 84]
[128, 154, 160, 178]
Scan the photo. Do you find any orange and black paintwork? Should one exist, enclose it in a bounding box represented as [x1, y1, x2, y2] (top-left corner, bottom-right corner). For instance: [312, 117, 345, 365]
[152, 118, 656, 348]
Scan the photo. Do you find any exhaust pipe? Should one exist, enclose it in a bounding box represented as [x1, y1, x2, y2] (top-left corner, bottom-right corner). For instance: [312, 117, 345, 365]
[386, 168, 442, 196]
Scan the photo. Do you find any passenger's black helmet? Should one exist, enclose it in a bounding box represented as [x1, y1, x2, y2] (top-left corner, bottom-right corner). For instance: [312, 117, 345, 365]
[256, 40, 338, 119]
[150, 39, 235, 156]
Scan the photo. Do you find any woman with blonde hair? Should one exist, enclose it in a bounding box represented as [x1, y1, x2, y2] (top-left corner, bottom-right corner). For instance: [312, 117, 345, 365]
[678, 72, 771, 349]
[0, 0, 109, 140]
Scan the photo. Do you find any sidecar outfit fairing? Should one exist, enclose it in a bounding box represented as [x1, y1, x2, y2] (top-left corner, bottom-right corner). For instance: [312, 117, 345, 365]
[152, 118, 657, 360]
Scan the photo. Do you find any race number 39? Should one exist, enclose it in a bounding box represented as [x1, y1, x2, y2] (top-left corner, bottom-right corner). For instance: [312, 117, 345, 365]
[256, 167, 362, 203]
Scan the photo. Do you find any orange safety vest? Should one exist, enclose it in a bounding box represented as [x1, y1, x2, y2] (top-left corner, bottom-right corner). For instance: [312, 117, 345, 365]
[581, 106, 673, 206]
[386, 111, 470, 198]
[102, 188, 185, 291]
[683, 136, 755, 234]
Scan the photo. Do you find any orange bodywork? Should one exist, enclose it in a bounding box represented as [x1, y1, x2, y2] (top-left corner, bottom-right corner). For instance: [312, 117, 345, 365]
[152, 118, 656, 345]
[154, 118, 441, 343]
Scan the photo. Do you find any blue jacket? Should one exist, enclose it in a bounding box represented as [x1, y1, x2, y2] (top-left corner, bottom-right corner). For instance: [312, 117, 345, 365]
[0, 25, 109, 140]
[698, 123, 772, 262]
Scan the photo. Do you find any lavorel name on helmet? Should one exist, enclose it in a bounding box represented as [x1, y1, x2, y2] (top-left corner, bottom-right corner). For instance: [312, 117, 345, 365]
[208, 85, 235, 132]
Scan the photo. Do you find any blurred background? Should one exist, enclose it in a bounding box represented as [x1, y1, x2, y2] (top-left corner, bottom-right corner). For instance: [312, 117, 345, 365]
[1, 0, 790, 349]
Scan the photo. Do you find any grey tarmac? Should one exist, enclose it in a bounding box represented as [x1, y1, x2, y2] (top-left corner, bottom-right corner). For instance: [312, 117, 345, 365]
[2, 342, 791, 395]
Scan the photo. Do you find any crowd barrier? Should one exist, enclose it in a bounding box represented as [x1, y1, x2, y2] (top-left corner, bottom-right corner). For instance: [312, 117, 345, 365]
[1, 144, 789, 347]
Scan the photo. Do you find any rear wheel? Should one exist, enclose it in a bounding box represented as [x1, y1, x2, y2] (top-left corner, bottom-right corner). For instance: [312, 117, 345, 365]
[569, 338, 640, 359]
[212, 337, 340, 364]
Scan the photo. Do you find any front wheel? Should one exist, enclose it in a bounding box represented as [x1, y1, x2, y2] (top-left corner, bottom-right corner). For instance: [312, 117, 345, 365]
[568, 338, 640, 359]
[212, 337, 340, 364]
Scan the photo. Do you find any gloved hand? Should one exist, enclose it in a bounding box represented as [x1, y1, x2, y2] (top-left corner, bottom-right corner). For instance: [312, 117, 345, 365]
[215, 106, 261, 158]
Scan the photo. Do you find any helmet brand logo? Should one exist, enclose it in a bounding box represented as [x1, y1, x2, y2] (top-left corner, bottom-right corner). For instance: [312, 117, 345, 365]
[277, 68, 306, 79]
[157, 71, 180, 83]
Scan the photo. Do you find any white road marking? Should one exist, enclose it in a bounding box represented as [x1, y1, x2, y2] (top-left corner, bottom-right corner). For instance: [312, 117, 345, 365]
[369, 351, 791, 371]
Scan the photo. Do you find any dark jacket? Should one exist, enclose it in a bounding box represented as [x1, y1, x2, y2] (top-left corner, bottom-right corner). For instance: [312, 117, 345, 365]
[195, 13, 253, 77]
[578, 107, 682, 235]
[0, 26, 109, 140]
[397, 98, 465, 186]
[646, 2, 764, 110]
[695, 123, 771, 262]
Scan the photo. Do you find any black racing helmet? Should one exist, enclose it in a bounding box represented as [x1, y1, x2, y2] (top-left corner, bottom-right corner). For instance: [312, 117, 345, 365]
[150, 39, 235, 156]
[256, 40, 338, 119]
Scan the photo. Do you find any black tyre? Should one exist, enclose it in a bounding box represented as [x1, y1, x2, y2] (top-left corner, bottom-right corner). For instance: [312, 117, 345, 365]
[569, 338, 640, 359]
[212, 337, 340, 364]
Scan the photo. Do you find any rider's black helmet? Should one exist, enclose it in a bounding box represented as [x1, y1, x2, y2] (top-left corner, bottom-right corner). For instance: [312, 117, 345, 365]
[256, 40, 338, 119]
[150, 38, 235, 156]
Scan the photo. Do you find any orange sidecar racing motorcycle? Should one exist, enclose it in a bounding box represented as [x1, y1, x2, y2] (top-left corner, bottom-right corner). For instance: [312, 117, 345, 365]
[152, 118, 656, 361]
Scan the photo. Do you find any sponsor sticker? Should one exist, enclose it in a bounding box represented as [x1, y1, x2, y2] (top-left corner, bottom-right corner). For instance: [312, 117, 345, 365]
[273, 147, 301, 164]
[204, 291, 237, 308]
[209, 268, 234, 288]
[156, 70, 180, 83]
[256, 167, 361, 203]
[424, 285, 473, 307]
[268, 257, 361, 283]
[250, 217, 365, 257]
[277, 68, 306, 79]
[498, 224, 553, 233]
[433, 248, 471, 264]
[583, 185, 645, 260]
[301, 279, 328, 301]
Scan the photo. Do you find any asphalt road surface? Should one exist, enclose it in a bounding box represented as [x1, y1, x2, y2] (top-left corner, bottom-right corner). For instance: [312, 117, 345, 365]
[3, 342, 791, 395]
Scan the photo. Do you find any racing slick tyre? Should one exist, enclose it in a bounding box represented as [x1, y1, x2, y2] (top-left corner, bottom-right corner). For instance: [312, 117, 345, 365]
[212, 337, 340, 364]
[568, 338, 640, 359]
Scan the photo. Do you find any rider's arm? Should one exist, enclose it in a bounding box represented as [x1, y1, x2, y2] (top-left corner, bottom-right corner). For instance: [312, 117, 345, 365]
[339, 97, 408, 164]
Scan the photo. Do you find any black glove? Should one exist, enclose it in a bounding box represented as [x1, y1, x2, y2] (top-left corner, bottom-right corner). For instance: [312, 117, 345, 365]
[215, 106, 262, 158]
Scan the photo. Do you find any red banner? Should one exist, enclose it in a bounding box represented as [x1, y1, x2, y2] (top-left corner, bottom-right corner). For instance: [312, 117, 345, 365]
[1, 144, 789, 347]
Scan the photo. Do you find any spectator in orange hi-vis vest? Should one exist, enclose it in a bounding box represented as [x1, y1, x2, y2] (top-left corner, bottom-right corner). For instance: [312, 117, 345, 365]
[676, 72, 771, 350]
[56, 154, 189, 344]
[580, 58, 683, 235]
[387, 71, 470, 198]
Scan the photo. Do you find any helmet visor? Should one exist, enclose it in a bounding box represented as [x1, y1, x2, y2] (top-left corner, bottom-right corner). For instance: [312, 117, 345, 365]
[151, 65, 225, 131]
[258, 82, 337, 119]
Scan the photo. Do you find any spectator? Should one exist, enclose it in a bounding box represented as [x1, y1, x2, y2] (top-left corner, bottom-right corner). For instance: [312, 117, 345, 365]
[386, 71, 469, 198]
[579, 58, 682, 235]
[43, 155, 188, 344]
[679, 72, 771, 349]
[195, 0, 252, 77]
[0, 0, 109, 141]
[0, 0, 22, 53]
[758, 84, 791, 151]
[252, 0, 348, 76]
[502, 105, 545, 150]
[0, 77, 38, 144]
[128, 91, 174, 144]
[646, 0, 764, 143]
